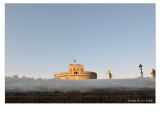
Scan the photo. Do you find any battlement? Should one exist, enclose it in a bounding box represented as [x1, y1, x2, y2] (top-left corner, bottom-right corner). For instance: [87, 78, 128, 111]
[54, 61, 97, 80]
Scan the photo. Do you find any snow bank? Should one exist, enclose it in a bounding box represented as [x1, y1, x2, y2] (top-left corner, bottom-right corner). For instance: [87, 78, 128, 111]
[5, 77, 155, 92]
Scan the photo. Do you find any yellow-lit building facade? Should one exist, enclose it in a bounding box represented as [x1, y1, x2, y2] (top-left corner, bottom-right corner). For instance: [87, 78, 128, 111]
[54, 61, 97, 80]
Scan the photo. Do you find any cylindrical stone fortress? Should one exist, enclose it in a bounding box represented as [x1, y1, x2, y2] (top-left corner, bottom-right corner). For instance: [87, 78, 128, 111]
[54, 62, 97, 80]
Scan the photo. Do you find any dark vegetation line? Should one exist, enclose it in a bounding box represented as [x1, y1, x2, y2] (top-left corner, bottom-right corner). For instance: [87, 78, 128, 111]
[5, 90, 155, 103]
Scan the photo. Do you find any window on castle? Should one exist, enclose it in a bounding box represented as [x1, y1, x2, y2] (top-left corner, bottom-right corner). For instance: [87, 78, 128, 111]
[74, 72, 78, 74]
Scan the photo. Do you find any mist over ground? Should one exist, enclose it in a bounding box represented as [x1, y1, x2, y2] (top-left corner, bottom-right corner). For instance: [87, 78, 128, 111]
[5, 75, 155, 92]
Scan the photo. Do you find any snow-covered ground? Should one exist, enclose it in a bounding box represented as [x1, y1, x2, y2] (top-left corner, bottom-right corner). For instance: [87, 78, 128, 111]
[5, 76, 155, 92]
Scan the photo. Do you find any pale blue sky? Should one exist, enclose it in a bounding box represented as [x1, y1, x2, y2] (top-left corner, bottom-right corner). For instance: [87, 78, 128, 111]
[5, 4, 155, 79]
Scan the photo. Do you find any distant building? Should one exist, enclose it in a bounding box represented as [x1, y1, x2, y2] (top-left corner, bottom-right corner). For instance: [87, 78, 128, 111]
[54, 60, 97, 80]
[13, 75, 18, 78]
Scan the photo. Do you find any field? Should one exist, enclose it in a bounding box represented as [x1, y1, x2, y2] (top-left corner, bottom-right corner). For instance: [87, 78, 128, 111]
[5, 89, 155, 103]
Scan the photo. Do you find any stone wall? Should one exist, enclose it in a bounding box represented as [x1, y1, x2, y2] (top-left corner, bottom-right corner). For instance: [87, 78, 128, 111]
[54, 71, 97, 80]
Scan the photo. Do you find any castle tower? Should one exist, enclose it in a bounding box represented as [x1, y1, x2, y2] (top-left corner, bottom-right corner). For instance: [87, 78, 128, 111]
[54, 60, 97, 80]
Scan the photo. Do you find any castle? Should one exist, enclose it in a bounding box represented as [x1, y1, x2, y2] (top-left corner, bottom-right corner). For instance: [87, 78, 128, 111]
[54, 60, 97, 80]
